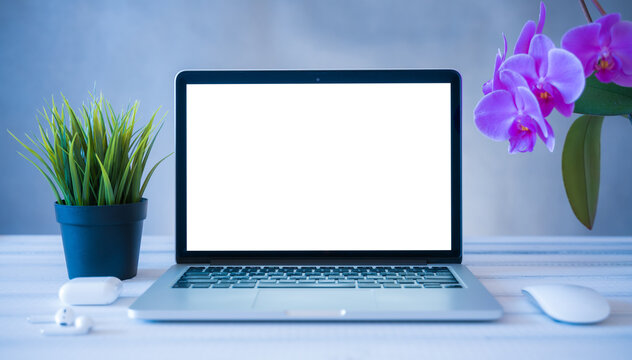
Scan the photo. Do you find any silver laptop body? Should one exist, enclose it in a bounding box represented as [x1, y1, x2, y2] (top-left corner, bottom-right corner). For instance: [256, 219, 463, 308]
[128, 70, 503, 321]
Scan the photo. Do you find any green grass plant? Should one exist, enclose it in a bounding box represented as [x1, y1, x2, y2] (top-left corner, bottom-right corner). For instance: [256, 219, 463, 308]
[8, 93, 171, 206]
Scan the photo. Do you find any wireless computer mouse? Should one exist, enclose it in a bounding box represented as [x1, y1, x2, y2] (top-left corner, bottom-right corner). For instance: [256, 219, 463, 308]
[522, 284, 610, 324]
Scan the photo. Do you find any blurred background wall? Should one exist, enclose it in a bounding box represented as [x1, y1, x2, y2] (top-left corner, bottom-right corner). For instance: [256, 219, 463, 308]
[1, 0, 631, 236]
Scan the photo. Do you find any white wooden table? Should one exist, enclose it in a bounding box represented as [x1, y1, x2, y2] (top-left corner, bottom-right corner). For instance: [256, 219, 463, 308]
[1, 235, 630, 359]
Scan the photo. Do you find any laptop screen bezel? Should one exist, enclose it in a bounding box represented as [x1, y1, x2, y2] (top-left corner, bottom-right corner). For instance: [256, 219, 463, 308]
[175, 69, 462, 264]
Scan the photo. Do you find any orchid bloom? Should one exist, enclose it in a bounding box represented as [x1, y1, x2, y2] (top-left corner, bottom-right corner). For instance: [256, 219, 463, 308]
[500, 34, 586, 117]
[482, 2, 546, 95]
[562, 13, 632, 86]
[482, 35, 507, 95]
[475, 69, 554, 154]
[514, 2, 547, 55]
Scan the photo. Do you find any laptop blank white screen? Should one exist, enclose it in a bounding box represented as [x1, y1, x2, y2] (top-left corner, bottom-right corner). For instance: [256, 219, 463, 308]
[186, 83, 452, 251]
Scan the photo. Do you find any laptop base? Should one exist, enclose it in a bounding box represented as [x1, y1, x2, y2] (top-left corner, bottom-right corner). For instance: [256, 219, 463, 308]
[129, 264, 502, 321]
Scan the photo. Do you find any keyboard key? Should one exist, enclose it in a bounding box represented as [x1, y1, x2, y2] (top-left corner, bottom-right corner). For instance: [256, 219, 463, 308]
[398, 280, 415, 284]
[423, 284, 442, 288]
[382, 284, 402, 288]
[172, 283, 190, 288]
[317, 280, 336, 284]
[232, 283, 256, 288]
[403, 285, 422, 288]
[444, 285, 462, 288]
[180, 275, 211, 280]
[358, 283, 381, 288]
[212, 283, 231, 288]
[191, 284, 211, 288]
[337, 281, 355, 285]
[258, 283, 355, 288]
[187, 279, 218, 283]
[420, 279, 453, 283]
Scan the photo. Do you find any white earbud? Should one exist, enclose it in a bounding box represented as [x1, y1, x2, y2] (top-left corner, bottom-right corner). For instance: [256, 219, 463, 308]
[54, 307, 75, 326]
[40, 315, 94, 336]
[28, 307, 93, 336]
[27, 307, 76, 325]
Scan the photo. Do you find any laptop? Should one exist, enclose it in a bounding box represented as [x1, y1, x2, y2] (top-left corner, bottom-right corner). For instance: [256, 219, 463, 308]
[128, 69, 503, 321]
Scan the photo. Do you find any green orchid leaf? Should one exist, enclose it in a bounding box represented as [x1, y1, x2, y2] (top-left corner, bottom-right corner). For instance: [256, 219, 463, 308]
[574, 76, 632, 116]
[562, 115, 604, 230]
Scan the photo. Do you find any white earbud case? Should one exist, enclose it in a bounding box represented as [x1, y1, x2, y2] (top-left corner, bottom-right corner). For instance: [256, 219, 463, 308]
[59, 277, 122, 305]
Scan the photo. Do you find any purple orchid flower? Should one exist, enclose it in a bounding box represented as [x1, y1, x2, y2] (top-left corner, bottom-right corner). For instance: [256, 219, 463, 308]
[482, 2, 546, 95]
[482, 35, 507, 95]
[475, 69, 554, 153]
[500, 34, 586, 117]
[514, 2, 547, 55]
[562, 13, 632, 86]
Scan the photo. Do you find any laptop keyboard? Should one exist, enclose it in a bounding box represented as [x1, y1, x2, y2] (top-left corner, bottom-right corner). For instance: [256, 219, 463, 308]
[172, 266, 462, 289]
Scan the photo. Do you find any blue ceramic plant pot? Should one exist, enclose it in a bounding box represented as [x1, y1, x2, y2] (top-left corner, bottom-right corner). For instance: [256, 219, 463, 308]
[54, 199, 148, 280]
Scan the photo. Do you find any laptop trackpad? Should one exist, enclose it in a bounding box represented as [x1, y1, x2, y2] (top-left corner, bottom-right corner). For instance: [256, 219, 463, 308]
[253, 289, 376, 312]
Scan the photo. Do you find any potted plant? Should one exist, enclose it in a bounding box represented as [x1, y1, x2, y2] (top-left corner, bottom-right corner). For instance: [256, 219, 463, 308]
[473, 1, 632, 230]
[9, 93, 171, 279]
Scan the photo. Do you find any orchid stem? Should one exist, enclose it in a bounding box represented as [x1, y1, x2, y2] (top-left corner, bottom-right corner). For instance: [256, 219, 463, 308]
[579, 0, 593, 22]
[591, 0, 607, 16]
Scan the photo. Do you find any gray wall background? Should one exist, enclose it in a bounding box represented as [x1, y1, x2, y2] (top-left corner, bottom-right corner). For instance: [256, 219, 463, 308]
[1, 0, 631, 236]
